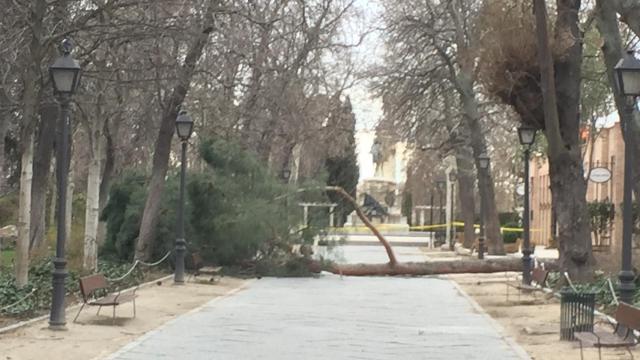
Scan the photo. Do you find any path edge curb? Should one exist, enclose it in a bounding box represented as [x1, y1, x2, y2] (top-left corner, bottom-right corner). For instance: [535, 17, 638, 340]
[449, 278, 532, 360]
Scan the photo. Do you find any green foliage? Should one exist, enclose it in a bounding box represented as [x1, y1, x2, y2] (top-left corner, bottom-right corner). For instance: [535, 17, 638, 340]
[499, 212, 520, 226]
[0, 258, 143, 316]
[325, 143, 359, 227]
[502, 222, 519, 244]
[101, 137, 327, 271]
[100, 172, 148, 261]
[0, 192, 17, 227]
[589, 200, 615, 238]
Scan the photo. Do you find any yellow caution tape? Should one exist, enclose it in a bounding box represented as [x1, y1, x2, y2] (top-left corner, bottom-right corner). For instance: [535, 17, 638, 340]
[327, 223, 539, 233]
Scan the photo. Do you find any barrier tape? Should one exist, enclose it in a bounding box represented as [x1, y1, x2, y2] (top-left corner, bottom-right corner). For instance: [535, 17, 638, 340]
[0, 288, 37, 313]
[0, 251, 172, 313]
[106, 250, 172, 282]
[329, 223, 538, 233]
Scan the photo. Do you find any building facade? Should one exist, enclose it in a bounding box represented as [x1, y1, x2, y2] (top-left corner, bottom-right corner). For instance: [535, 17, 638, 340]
[530, 120, 625, 257]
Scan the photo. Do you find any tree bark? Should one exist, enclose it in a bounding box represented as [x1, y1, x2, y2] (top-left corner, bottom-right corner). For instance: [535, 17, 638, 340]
[135, 4, 217, 260]
[29, 103, 57, 250]
[0, 108, 9, 194]
[445, 0, 503, 254]
[534, 0, 593, 281]
[327, 257, 558, 276]
[325, 186, 397, 265]
[83, 121, 105, 271]
[15, 134, 33, 286]
[457, 79, 504, 254]
[595, 0, 640, 201]
[456, 152, 476, 249]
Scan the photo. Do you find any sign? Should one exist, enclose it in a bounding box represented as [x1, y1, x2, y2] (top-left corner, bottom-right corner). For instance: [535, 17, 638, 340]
[516, 183, 525, 196]
[589, 167, 612, 183]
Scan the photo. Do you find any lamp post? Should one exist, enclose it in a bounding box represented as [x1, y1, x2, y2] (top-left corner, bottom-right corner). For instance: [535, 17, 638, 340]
[436, 178, 446, 245]
[613, 49, 640, 304]
[448, 171, 457, 251]
[174, 110, 194, 284]
[48, 39, 81, 330]
[478, 152, 490, 259]
[518, 126, 537, 286]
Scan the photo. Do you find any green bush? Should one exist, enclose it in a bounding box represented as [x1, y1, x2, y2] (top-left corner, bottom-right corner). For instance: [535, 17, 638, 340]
[502, 222, 520, 244]
[0, 192, 18, 227]
[100, 137, 326, 269]
[0, 258, 142, 316]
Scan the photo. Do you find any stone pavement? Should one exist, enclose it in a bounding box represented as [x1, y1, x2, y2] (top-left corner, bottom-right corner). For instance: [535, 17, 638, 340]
[107, 276, 529, 360]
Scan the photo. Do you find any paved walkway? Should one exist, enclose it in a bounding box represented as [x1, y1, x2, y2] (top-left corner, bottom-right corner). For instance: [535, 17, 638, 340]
[108, 276, 529, 360]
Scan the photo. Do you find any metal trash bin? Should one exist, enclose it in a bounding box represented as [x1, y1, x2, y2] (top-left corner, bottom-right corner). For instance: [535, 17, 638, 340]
[560, 289, 595, 340]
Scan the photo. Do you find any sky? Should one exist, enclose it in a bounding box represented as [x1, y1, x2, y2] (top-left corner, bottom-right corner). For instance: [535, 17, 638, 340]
[344, 0, 386, 181]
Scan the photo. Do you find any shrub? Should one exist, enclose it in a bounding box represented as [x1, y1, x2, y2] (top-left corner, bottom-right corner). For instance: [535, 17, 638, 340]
[502, 222, 520, 244]
[100, 137, 327, 270]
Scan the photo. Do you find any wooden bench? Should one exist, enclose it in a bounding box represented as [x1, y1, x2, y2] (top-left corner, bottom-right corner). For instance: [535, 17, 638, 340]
[189, 253, 222, 282]
[505, 266, 549, 302]
[73, 274, 137, 324]
[575, 302, 640, 360]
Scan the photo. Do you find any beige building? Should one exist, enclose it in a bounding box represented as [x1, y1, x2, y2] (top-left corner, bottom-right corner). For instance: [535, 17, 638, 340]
[530, 118, 627, 270]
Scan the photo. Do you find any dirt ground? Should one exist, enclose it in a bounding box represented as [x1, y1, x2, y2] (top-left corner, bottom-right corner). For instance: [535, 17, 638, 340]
[0, 276, 248, 360]
[450, 272, 637, 360]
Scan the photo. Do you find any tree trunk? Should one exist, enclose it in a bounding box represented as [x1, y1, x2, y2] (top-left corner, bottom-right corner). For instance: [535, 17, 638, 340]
[83, 126, 104, 271]
[458, 80, 504, 254]
[97, 119, 116, 247]
[325, 186, 397, 265]
[135, 4, 216, 260]
[30, 103, 57, 250]
[534, 0, 593, 281]
[0, 115, 9, 195]
[455, 147, 476, 248]
[596, 0, 640, 201]
[16, 134, 33, 286]
[327, 257, 558, 276]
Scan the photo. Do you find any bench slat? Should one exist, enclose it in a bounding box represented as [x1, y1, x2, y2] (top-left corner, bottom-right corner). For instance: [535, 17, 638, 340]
[575, 331, 636, 347]
[88, 293, 136, 306]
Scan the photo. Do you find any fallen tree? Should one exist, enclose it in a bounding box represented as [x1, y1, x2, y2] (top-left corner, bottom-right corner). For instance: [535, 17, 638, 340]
[322, 257, 558, 277]
[300, 186, 549, 277]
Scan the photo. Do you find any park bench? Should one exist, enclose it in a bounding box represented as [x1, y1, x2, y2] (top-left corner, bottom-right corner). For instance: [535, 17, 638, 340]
[505, 266, 550, 302]
[189, 253, 222, 282]
[575, 302, 640, 360]
[73, 274, 137, 324]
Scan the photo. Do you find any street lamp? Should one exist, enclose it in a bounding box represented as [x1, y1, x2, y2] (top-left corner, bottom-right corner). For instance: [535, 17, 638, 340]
[48, 39, 81, 330]
[478, 152, 490, 259]
[518, 126, 536, 286]
[448, 171, 457, 251]
[174, 110, 194, 284]
[613, 49, 640, 304]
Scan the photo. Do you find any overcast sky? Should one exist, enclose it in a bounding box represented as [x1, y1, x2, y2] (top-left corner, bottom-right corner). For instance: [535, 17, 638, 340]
[344, 0, 386, 181]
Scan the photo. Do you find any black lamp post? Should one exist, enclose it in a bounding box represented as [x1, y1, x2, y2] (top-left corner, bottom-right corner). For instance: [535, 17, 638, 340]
[478, 152, 490, 260]
[518, 126, 536, 285]
[174, 110, 194, 284]
[614, 49, 640, 305]
[448, 171, 457, 251]
[48, 39, 81, 330]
